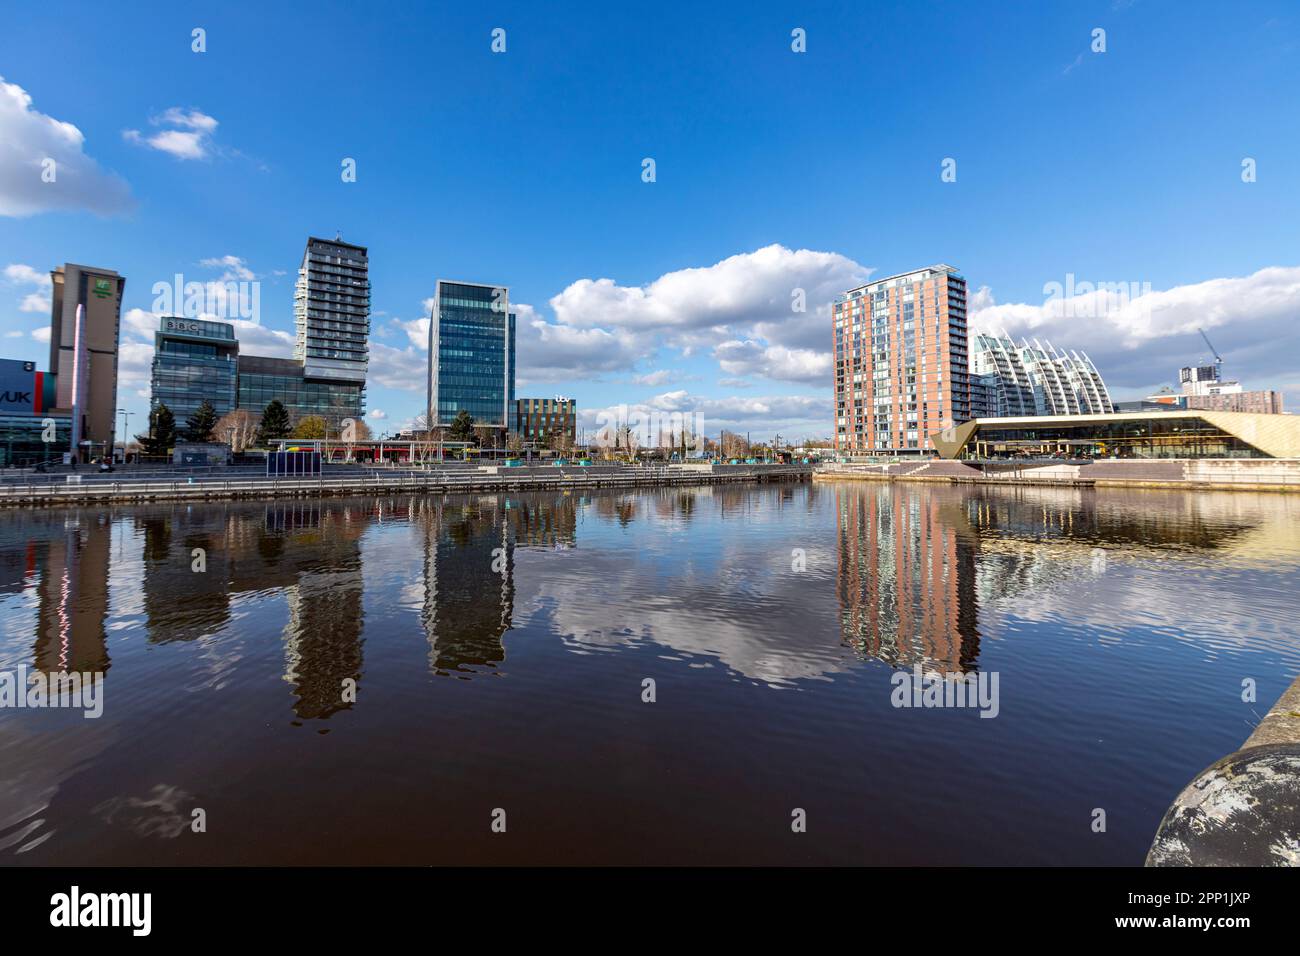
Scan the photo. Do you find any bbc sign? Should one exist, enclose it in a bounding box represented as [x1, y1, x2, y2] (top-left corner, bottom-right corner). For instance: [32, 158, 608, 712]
[0, 359, 40, 414]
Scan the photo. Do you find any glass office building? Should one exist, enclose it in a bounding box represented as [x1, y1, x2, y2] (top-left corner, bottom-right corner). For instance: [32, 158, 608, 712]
[237, 355, 365, 428]
[427, 280, 516, 430]
[150, 316, 239, 422]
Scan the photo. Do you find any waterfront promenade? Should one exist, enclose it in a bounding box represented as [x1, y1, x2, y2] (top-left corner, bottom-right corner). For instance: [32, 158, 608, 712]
[818, 458, 1300, 493]
[0, 461, 811, 506]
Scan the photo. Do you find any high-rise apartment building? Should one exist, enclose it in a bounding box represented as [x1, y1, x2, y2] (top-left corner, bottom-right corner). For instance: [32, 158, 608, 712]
[294, 236, 369, 412]
[970, 331, 1113, 417]
[834, 264, 969, 455]
[426, 280, 516, 432]
[49, 263, 125, 459]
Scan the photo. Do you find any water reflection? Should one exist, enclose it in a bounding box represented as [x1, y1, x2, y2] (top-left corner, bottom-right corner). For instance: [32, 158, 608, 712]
[0, 512, 116, 676]
[1, 483, 1298, 865]
[836, 486, 981, 673]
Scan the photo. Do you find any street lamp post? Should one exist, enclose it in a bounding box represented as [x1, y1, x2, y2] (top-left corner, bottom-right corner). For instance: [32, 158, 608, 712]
[117, 408, 133, 463]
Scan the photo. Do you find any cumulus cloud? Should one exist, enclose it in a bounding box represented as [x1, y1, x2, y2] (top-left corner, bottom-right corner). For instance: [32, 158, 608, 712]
[631, 369, 675, 387]
[199, 255, 255, 281]
[369, 409, 387, 420]
[579, 389, 834, 444]
[521, 244, 866, 383]
[0, 75, 133, 217]
[124, 108, 219, 160]
[970, 265, 1300, 402]
[713, 339, 832, 384]
[4, 262, 53, 313]
[367, 341, 426, 392]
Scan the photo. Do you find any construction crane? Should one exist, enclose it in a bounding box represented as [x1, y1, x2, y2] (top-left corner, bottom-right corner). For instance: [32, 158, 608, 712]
[1197, 327, 1224, 380]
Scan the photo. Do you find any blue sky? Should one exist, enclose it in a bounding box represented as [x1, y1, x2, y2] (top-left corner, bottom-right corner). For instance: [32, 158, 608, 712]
[2, 0, 1298, 441]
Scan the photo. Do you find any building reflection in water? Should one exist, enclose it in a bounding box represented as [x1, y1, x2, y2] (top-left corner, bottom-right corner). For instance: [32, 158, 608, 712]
[415, 493, 576, 675]
[836, 485, 981, 674]
[136, 501, 366, 719]
[27, 512, 113, 676]
[276, 504, 365, 720]
[835, 482, 1296, 676]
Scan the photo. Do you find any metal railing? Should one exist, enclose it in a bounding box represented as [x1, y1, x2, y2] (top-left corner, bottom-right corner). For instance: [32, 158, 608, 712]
[0, 464, 812, 503]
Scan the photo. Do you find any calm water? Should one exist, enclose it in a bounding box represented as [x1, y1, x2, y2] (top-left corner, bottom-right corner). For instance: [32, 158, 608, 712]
[2, 481, 1299, 865]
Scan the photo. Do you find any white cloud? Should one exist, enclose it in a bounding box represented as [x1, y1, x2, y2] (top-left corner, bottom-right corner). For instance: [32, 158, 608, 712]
[5, 262, 53, 313]
[199, 255, 255, 281]
[4, 264, 50, 287]
[124, 108, 219, 160]
[579, 389, 834, 443]
[517, 244, 866, 383]
[632, 369, 675, 387]
[550, 244, 864, 336]
[19, 292, 48, 312]
[367, 341, 426, 392]
[31, 326, 49, 344]
[713, 339, 832, 384]
[0, 76, 132, 217]
[971, 265, 1300, 402]
[368, 409, 387, 420]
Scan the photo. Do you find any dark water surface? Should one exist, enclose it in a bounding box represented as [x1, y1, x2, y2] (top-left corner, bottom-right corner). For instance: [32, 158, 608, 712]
[2, 481, 1298, 865]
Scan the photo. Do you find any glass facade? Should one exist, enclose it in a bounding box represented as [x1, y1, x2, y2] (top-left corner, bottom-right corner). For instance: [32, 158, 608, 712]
[428, 281, 515, 429]
[962, 417, 1269, 460]
[0, 413, 71, 468]
[970, 331, 1113, 417]
[237, 355, 365, 428]
[151, 317, 239, 423]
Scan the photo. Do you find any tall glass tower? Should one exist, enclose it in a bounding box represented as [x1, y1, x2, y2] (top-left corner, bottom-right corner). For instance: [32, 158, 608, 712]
[426, 280, 516, 431]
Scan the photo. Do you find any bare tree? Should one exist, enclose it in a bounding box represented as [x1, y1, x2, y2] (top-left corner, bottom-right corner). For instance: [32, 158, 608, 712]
[215, 409, 257, 453]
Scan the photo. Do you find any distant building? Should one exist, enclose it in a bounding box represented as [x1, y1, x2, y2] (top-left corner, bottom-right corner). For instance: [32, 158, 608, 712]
[0, 358, 68, 467]
[1186, 391, 1284, 415]
[427, 280, 516, 432]
[970, 330, 1113, 418]
[834, 264, 969, 455]
[50, 263, 125, 459]
[1176, 361, 1283, 414]
[515, 397, 576, 445]
[151, 316, 239, 424]
[1179, 364, 1229, 395]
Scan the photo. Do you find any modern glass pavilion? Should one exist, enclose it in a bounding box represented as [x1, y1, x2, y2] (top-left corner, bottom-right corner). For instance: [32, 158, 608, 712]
[931, 410, 1300, 460]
